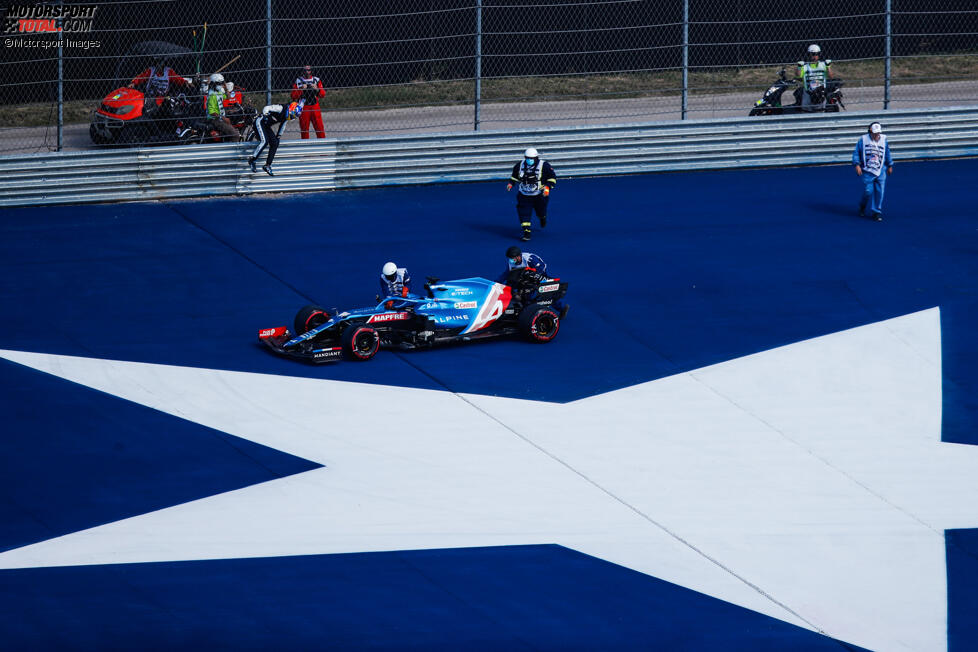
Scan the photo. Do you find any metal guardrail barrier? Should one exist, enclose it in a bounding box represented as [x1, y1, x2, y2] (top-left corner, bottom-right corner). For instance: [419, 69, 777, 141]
[1, 106, 977, 208]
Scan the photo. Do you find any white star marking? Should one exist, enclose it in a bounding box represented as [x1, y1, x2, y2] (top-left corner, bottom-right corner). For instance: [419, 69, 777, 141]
[2, 307, 977, 652]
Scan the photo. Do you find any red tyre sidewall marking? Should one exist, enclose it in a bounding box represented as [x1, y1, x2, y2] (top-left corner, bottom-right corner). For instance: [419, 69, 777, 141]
[532, 310, 559, 341]
[353, 327, 379, 359]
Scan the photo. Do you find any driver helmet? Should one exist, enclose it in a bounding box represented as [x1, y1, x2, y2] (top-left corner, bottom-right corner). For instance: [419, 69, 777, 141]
[224, 81, 234, 94]
[382, 262, 398, 280]
[505, 245, 522, 264]
[287, 101, 302, 119]
[523, 147, 539, 166]
[807, 44, 822, 60]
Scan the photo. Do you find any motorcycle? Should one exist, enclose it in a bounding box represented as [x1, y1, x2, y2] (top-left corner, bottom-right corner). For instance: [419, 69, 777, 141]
[749, 68, 845, 116]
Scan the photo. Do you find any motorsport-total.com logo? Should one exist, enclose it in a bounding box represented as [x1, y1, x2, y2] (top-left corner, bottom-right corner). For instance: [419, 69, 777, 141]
[3, 4, 98, 34]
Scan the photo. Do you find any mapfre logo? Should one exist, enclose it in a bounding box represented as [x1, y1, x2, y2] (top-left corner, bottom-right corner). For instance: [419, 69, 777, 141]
[3, 5, 98, 34]
[367, 312, 410, 323]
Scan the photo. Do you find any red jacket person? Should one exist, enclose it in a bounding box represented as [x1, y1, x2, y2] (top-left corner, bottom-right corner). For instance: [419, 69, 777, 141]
[129, 58, 189, 97]
[290, 65, 326, 139]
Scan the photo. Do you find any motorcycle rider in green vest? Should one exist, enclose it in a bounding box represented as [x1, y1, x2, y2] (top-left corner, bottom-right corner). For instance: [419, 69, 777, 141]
[797, 44, 834, 111]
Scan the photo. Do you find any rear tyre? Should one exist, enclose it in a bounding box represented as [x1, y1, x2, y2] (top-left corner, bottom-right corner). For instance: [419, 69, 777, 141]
[115, 127, 141, 147]
[294, 304, 330, 335]
[342, 324, 380, 361]
[518, 303, 560, 343]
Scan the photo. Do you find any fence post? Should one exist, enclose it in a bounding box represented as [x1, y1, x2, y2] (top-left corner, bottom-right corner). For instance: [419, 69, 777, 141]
[682, 0, 689, 120]
[57, 0, 63, 151]
[884, 0, 891, 109]
[474, 0, 482, 131]
[266, 0, 272, 107]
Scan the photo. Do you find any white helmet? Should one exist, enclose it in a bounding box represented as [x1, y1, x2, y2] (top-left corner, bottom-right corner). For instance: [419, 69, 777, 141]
[524, 147, 539, 159]
[382, 262, 398, 278]
[224, 81, 234, 93]
[208, 73, 225, 85]
[807, 44, 821, 55]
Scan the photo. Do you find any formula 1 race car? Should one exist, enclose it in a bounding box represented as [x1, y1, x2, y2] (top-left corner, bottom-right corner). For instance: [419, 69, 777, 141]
[258, 270, 568, 363]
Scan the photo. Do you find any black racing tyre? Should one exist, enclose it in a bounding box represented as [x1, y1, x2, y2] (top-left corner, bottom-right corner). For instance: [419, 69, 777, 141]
[294, 304, 330, 335]
[115, 126, 141, 147]
[89, 123, 110, 145]
[518, 303, 560, 343]
[341, 324, 380, 361]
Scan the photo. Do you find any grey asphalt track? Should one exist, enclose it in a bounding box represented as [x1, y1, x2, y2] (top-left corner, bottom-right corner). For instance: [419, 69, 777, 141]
[2, 80, 976, 155]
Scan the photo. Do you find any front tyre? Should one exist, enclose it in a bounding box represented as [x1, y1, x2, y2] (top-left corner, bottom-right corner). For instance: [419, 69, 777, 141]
[294, 304, 330, 335]
[342, 324, 380, 361]
[518, 303, 560, 343]
[89, 122, 111, 145]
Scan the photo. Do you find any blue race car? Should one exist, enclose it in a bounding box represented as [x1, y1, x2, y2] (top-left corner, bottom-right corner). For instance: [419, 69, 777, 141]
[258, 269, 568, 363]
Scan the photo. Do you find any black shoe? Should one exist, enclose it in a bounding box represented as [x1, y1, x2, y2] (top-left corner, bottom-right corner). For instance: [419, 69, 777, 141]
[559, 305, 569, 320]
[248, 157, 257, 173]
[262, 164, 274, 177]
[540, 215, 547, 228]
[873, 213, 882, 222]
[520, 231, 531, 242]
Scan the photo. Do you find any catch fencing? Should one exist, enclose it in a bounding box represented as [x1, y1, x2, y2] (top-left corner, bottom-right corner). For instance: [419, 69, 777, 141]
[1, 0, 977, 154]
[2, 106, 977, 208]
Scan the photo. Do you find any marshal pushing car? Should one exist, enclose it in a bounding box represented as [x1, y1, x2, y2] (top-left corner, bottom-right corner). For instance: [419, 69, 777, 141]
[258, 269, 568, 363]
